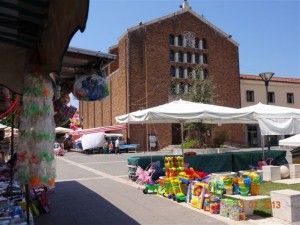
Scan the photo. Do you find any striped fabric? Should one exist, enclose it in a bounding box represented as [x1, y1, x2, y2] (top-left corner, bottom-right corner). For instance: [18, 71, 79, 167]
[71, 124, 126, 136]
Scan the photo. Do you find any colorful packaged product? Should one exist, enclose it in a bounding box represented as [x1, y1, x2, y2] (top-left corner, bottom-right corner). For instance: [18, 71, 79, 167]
[203, 194, 210, 211]
[209, 196, 220, 214]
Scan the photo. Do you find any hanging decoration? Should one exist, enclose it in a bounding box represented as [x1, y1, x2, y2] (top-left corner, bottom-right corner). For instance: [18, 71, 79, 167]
[53, 93, 77, 127]
[15, 74, 56, 188]
[73, 73, 109, 101]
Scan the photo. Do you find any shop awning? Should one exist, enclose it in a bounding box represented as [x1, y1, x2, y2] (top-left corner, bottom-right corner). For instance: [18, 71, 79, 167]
[0, 0, 89, 94]
[70, 125, 127, 136]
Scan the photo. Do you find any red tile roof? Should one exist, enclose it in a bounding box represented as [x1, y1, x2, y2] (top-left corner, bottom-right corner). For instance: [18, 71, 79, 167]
[240, 74, 300, 84]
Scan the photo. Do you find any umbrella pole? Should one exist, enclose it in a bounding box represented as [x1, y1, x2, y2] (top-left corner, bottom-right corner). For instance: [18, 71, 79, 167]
[181, 122, 184, 156]
[261, 135, 265, 160]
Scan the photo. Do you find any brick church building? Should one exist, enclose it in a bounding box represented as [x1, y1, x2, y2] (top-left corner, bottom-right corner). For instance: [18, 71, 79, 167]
[80, 1, 244, 150]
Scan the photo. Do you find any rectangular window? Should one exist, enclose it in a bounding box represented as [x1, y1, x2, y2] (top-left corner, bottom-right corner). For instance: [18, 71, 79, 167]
[195, 54, 199, 64]
[287, 93, 294, 104]
[178, 36, 183, 46]
[169, 51, 174, 61]
[169, 35, 175, 45]
[203, 54, 208, 64]
[187, 53, 191, 63]
[246, 90, 254, 102]
[179, 68, 184, 78]
[178, 52, 184, 62]
[268, 92, 275, 103]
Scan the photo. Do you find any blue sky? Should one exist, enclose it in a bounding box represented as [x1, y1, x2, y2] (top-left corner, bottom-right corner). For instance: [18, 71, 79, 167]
[71, 0, 300, 78]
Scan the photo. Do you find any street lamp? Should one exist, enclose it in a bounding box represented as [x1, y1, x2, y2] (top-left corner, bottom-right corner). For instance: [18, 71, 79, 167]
[259, 72, 274, 150]
[259, 72, 274, 104]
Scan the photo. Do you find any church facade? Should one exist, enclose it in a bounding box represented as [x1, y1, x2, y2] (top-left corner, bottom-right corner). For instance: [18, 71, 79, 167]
[80, 3, 244, 150]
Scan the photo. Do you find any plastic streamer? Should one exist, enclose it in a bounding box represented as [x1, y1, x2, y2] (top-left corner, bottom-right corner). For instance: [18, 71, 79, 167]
[15, 74, 56, 188]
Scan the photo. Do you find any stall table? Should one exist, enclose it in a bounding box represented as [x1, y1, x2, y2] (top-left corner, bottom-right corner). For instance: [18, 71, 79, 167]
[119, 144, 139, 153]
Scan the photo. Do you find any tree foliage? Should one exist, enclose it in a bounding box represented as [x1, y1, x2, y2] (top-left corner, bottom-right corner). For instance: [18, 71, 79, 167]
[180, 66, 217, 146]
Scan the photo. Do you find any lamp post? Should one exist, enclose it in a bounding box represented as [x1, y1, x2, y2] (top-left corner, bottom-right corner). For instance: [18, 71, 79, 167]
[259, 72, 274, 150]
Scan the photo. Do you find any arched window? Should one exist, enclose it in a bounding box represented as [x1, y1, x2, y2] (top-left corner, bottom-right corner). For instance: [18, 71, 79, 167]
[179, 67, 184, 78]
[178, 51, 184, 62]
[203, 53, 208, 64]
[202, 39, 207, 49]
[169, 34, 175, 45]
[204, 69, 209, 79]
[187, 52, 192, 63]
[169, 50, 175, 61]
[170, 66, 176, 77]
[195, 38, 199, 48]
[195, 53, 200, 64]
[178, 35, 183, 46]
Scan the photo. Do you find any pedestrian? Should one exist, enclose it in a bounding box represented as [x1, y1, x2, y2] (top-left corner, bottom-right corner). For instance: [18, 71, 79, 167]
[103, 141, 109, 154]
[115, 137, 120, 154]
[108, 141, 113, 154]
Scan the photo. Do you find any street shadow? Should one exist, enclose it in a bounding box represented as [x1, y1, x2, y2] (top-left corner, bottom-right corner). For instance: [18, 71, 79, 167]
[34, 181, 140, 225]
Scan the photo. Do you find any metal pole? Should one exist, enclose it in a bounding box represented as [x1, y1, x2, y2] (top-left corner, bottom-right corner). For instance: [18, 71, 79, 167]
[146, 124, 149, 153]
[265, 82, 269, 105]
[180, 122, 184, 156]
[265, 83, 271, 150]
[261, 135, 265, 160]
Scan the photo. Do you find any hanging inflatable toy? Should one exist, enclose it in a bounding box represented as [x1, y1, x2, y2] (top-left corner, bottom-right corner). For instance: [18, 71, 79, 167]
[73, 73, 109, 101]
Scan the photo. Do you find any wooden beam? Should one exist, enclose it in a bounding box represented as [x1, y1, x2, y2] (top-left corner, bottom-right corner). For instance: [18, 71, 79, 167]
[19, 0, 49, 9]
[0, 30, 39, 43]
[0, 35, 34, 48]
[0, 1, 48, 19]
[0, 17, 42, 35]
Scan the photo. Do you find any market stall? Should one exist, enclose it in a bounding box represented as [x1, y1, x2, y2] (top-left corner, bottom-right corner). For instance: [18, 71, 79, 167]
[0, 0, 91, 223]
[117, 100, 300, 221]
[116, 100, 300, 158]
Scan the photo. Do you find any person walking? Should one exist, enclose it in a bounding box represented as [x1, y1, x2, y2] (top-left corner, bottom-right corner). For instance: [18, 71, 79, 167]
[114, 137, 120, 154]
[108, 141, 114, 154]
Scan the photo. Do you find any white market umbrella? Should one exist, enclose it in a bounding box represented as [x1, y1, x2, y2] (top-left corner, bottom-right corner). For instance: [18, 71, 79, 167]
[236, 103, 300, 135]
[237, 103, 300, 159]
[115, 99, 242, 154]
[116, 99, 246, 124]
[279, 134, 300, 147]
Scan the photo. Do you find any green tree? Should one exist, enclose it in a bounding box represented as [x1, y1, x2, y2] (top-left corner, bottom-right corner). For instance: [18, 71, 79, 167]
[181, 66, 217, 147]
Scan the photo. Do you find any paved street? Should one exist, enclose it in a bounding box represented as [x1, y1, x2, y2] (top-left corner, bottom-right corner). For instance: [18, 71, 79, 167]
[34, 151, 227, 225]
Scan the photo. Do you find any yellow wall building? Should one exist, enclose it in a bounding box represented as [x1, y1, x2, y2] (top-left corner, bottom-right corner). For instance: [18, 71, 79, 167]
[240, 75, 300, 147]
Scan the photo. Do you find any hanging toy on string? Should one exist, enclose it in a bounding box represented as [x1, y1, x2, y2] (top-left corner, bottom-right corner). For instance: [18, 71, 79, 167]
[72, 68, 109, 101]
